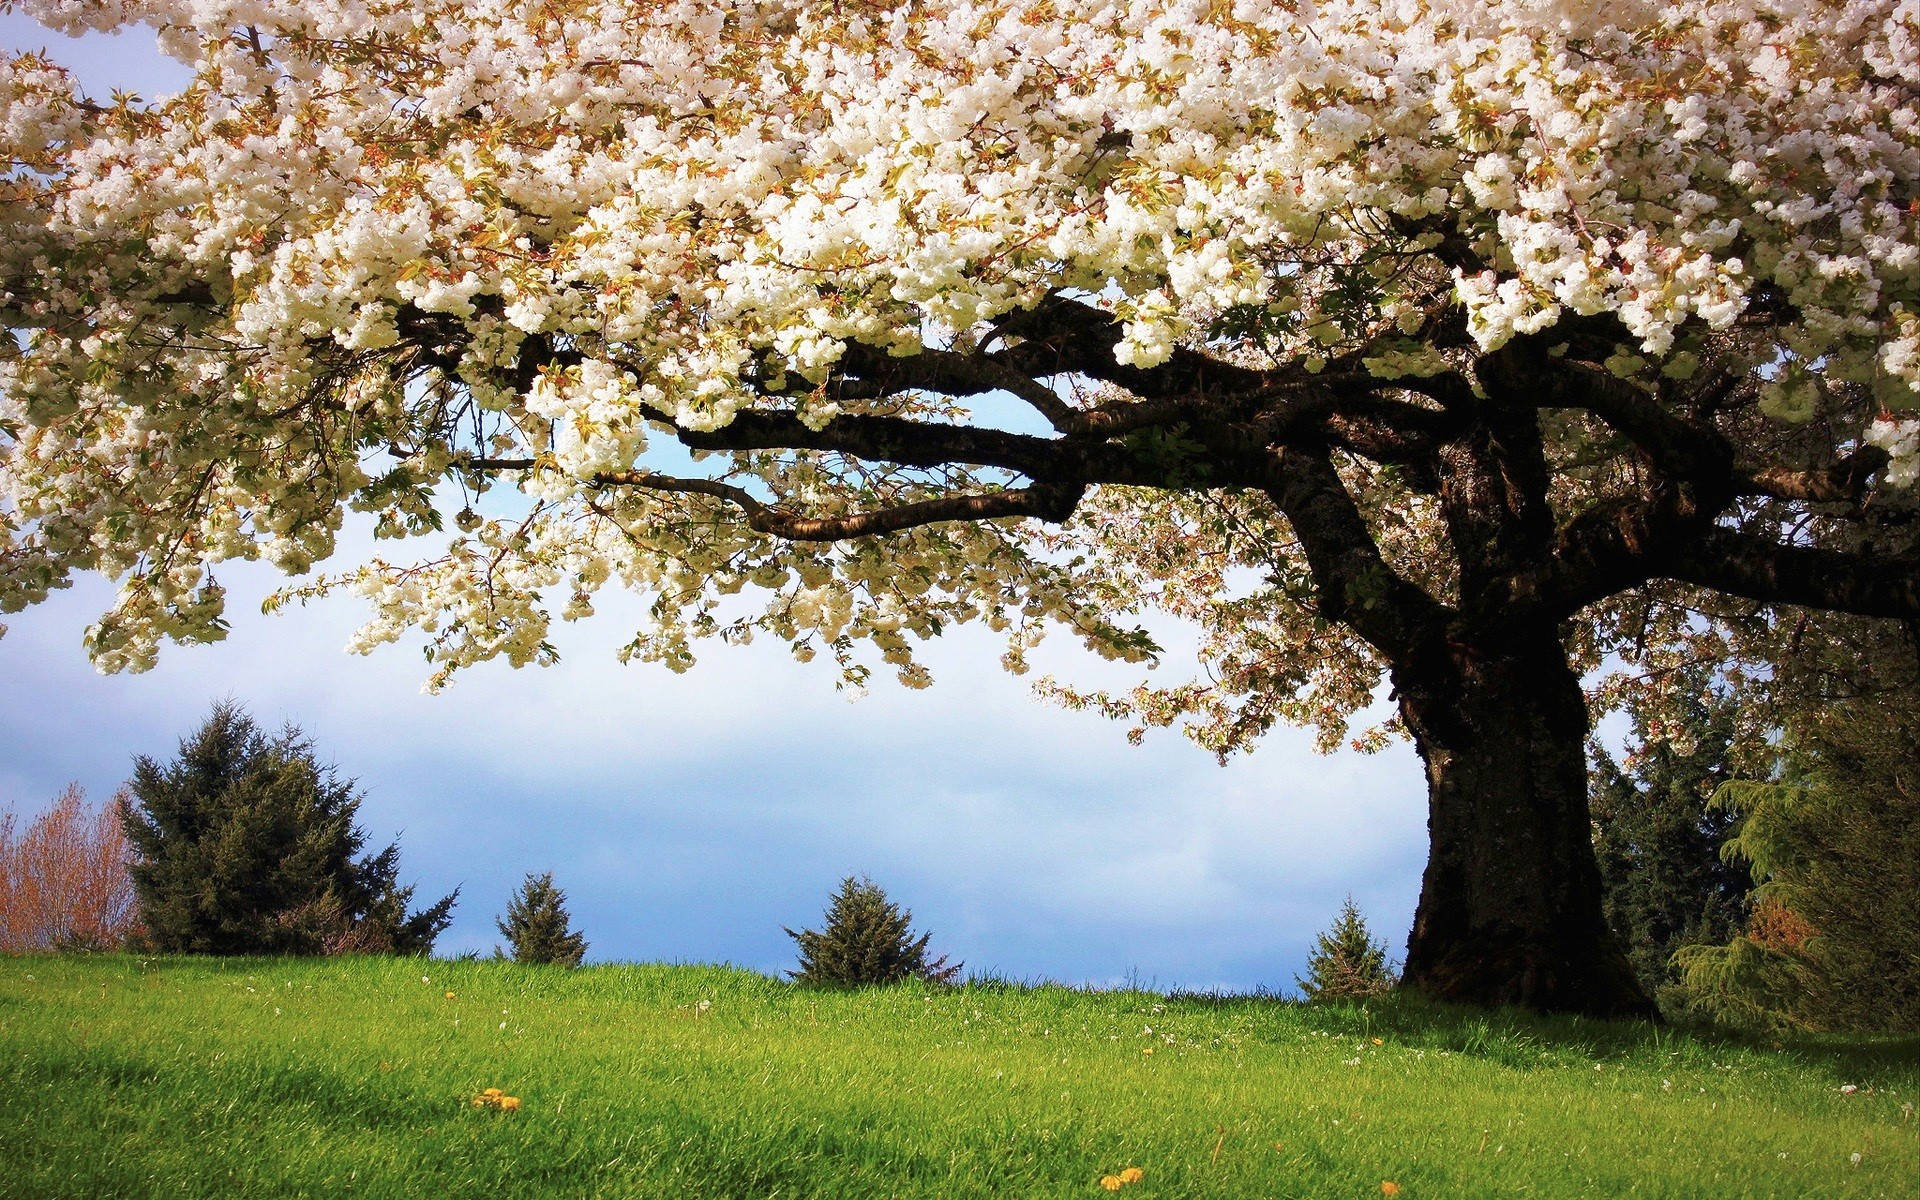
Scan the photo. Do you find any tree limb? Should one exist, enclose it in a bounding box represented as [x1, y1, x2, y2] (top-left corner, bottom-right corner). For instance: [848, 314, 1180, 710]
[1662, 527, 1920, 620]
[1736, 445, 1892, 504]
[1258, 446, 1452, 664]
[992, 292, 1273, 400]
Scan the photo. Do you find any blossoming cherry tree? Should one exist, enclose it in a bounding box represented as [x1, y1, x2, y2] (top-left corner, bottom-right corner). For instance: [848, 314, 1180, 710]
[5, 0, 1919, 1013]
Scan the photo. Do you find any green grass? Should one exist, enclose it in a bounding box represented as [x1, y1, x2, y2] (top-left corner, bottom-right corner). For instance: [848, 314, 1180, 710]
[2, 956, 1916, 1198]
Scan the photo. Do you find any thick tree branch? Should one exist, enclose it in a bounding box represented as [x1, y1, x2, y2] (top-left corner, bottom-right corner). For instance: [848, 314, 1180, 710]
[593, 470, 1086, 540]
[1544, 490, 1707, 615]
[473, 461, 1086, 541]
[1318, 396, 1465, 482]
[1664, 528, 1920, 620]
[991, 293, 1273, 400]
[1258, 446, 1451, 664]
[832, 342, 1084, 432]
[732, 483, 1087, 541]
[1550, 358, 1737, 486]
[674, 411, 1069, 478]
[1736, 445, 1892, 503]
[671, 410, 1179, 489]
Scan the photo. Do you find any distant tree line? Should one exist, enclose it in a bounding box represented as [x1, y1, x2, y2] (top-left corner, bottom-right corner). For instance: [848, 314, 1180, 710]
[0, 702, 605, 966]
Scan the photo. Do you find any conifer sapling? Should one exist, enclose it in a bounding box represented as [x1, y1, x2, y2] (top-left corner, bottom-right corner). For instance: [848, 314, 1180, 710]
[496, 871, 588, 967]
[1297, 897, 1398, 1002]
[786, 875, 961, 987]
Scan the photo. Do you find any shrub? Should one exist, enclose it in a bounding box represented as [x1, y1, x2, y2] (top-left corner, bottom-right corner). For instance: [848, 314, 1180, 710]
[496, 872, 588, 967]
[1297, 896, 1397, 1002]
[785, 875, 961, 987]
[0, 784, 140, 952]
[121, 702, 457, 955]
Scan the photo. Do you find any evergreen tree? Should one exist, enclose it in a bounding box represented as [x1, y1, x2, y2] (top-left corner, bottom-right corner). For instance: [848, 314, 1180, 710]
[1674, 625, 1920, 1032]
[1589, 675, 1754, 1005]
[786, 876, 961, 987]
[1297, 897, 1396, 1002]
[496, 872, 588, 967]
[121, 702, 457, 955]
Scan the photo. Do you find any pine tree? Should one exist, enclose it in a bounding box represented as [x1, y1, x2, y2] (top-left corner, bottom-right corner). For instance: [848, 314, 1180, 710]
[785, 875, 961, 987]
[121, 702, 457, 955]
[1588, 675, 1754, 1003]
[1296, 897, 1396, 1002]
[496, 872, 588, 967]
[1673, 634, 1920, 1032]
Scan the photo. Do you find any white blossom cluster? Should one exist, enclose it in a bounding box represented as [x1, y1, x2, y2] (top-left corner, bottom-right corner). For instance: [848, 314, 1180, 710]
[1, 0, 1917, 682]
[1867, 415, 1920, 487]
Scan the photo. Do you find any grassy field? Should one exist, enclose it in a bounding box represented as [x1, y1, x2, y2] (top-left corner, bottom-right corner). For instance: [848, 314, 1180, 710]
[1, 956, 1916, 1198]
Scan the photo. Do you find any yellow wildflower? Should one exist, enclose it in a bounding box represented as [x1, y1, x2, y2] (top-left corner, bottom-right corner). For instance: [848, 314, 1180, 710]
[1382, 1182, 1401, 1196]
[446, 991, 457, 1000]
[499, 1096, 521, 1112]
[1371, 1037, 1384, 1046]
[1119, 1167, 1144, 1184]
[1099, 1176, 1124, 1192]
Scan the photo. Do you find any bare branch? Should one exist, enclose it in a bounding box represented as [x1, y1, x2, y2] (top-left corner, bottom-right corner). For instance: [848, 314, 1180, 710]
[465, 459, 1085, 542]
[739, 483, 1086, 541]
[593, 470, 1084, 541]
[992, 293, 1273, 400]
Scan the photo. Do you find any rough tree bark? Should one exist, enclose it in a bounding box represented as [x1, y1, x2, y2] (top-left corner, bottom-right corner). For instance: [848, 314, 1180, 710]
[1395, 628, 1653, 1017]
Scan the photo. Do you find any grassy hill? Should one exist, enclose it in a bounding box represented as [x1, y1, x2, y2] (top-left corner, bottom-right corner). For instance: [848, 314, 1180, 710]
[2, 955, 1915, 1198]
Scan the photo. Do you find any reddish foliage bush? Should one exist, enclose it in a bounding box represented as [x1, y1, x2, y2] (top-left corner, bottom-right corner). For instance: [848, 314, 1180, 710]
[0, 784, 140, 951]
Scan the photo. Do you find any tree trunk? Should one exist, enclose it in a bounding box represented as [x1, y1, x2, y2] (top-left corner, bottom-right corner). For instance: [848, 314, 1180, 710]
[1393, 626, 1657, 1019]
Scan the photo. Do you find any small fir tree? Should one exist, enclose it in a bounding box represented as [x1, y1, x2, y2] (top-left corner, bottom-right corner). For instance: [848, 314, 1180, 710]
[496, 872, 588, 967]
[121, 702, 457, 955]
[1297, 897, 1397, 1002]
[786, 875, 961, 987]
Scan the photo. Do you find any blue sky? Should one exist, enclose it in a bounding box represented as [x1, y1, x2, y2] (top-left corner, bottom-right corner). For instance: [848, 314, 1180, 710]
[0, 14, 1429, 990]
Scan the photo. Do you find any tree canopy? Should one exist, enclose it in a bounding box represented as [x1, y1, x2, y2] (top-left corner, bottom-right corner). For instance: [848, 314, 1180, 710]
[4, 0, 1919, 1013]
